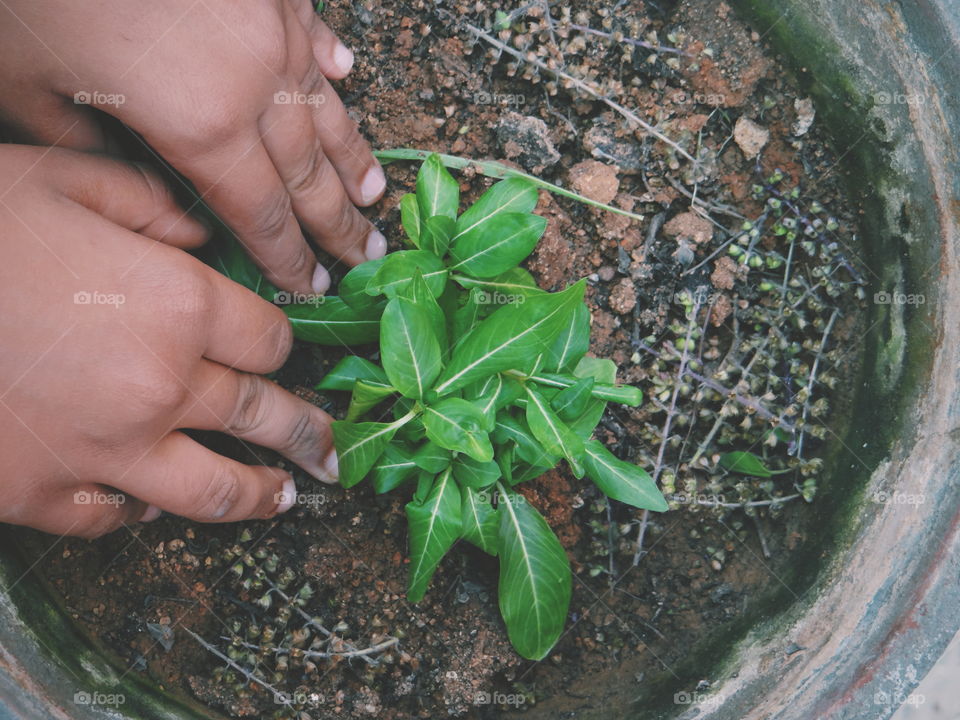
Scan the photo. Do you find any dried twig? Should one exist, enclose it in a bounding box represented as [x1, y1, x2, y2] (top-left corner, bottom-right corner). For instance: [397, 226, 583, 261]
[226, 636, 399, 661]
[458, 19, 697, 164]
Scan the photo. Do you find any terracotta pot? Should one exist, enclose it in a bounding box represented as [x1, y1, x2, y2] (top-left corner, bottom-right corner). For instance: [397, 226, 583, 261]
[1, 1, 957, 717]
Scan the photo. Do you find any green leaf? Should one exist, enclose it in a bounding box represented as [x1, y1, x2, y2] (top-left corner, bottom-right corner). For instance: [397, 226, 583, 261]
[574, 356, 617, 384]
[525, 387, 585, 477]
[435, 280, 586, 395]
[346, 380, 395, 422]
[449, 213, 547, 278]
[420, 215, 455, 258]
[341, 258, 388, 311]
[719, 451, 774, 478]
[370, 445, 417, 494]
[544, 302, 591, 372]
[497, 484, 571, 660]
[423, 398, 494, 462]
[399, 270, 447, 352]
[452, 289, 483, 340]
[411, 441, 452, 474]
[461, 487, 499, 555]
[582, 440, 668, 511]
[416, 153, 459, 221]
[566, 397, 608, 439]
[453, 177, 539, 243]
[285, 297, 381, 346]
[533, 373, 643, 406]
[551, 376, 595, 421]
[452, 454, 501, 489]
[206, 235, 278, 300]
[452, 267, 542, 299]
[493, 415, 559, 468]
[400, 193, 421, 247]
[413, 471, 434, 503]
[366, 250, 447, 300]
[316, 356, 388, 392]
[332, 411, 416, 488]
[380, 296, 442, 399]
[406, 468, 462, 602]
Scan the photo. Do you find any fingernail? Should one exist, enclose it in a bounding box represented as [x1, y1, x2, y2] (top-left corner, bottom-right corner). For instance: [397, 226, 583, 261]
[360, 164, 386, 204]
[275, 477, 297, 514]
[334, 42, 354, 75]
[140, 504, 162, 523]
[365, 230, 387, 260]
[323, 449, 339, 480]
[311, 263, 331, 295]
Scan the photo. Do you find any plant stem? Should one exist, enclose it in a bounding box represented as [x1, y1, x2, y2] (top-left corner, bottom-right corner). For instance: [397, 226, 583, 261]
[566, 23, 690, 56]
[184, 628, 292, 707]
[374, 148, 645, 222]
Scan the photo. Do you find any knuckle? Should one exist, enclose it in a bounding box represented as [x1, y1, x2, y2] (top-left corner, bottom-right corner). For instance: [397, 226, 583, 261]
[76, 508, 125, 539]
[263, 315, 294, 370]
[281, 408, 321, 456]
[245, 16, 289, 72]
[249, 191, 294, 243]
[124, 362, 190, 415]
[227, 374, 270, 435]
[326, 194, 366, 240]
[286, 147, 329, 197]
[196, 463, 243, 520]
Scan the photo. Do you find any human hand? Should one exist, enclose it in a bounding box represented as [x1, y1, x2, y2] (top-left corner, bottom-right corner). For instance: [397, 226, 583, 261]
[0, 145, 338, 538]
[0, 0, 387, 294]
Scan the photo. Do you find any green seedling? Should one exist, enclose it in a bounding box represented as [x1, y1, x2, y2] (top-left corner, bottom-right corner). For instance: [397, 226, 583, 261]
[209, 154, 667, 660]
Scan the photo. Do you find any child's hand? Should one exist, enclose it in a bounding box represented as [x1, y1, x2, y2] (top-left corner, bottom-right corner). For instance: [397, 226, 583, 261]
[0, 0, 387, 294]
[0, 146, 338, 538]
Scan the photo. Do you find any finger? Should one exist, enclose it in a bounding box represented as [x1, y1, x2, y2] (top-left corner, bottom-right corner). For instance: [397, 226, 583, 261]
[288, 1, 355, 79]
[199, 264, 294, 374]
[280, 3, 385, 208]
[53, 152, 210, 249]
[3, 93, 108, 153]
[25, 485, 148, 539]
[181, 132, 322, 294]
[116, 431, 295, 522]
[304, 71, 386, 208]
[260, 84, 385, 268]
[182, 360, 338, 484]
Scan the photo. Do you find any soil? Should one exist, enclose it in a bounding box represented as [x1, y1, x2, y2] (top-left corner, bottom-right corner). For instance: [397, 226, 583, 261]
[15, 0, 867, 718]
